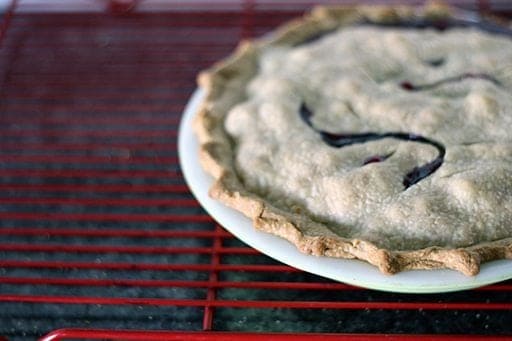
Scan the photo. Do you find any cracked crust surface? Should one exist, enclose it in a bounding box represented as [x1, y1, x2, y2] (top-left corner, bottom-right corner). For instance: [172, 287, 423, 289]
[193, 5, 512, 276]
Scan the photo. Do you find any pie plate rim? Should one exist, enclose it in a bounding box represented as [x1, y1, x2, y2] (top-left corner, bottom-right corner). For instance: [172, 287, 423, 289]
[179, 88, 512, 293]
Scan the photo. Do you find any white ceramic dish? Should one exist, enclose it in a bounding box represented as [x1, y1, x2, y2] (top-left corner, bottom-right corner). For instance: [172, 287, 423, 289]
[178, 89, 512, 293]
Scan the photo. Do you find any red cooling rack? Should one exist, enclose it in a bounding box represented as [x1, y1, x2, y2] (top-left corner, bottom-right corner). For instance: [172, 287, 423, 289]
[0, 1, 511, 340]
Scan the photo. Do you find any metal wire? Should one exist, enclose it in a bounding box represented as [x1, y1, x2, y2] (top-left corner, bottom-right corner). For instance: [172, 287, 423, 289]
[0, 0, 511, 340]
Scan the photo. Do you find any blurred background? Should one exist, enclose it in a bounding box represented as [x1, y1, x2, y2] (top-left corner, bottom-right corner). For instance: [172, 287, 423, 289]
[0, 1, 511, 340]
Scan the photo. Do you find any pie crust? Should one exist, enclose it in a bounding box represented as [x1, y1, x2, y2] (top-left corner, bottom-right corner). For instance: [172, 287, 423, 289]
[193, 4, 512, 275]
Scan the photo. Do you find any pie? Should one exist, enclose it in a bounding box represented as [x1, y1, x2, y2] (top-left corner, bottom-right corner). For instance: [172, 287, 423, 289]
[193, 4, 512, 275]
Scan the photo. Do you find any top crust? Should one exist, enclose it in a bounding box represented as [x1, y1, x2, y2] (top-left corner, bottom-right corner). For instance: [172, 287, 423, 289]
[193, 5, 512, 275]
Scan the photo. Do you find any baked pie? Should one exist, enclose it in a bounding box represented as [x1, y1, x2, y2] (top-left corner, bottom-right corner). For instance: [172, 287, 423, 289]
[193, 5, 512, 275]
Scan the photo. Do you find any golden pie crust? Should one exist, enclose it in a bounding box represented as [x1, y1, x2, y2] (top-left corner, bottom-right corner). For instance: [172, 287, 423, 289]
[193, 4, 512, 275]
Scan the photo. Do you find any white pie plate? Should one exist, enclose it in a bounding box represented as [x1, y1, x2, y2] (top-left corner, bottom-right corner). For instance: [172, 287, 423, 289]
[178, 89, 512, 293]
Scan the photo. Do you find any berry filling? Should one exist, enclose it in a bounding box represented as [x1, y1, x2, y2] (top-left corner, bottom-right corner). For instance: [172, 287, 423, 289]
[363, 153, 394, 165]
[298, 17, 512, 48]
[400, 73, 501, 91]
[299, 103, 445, 189]
[425, 58, 445, 67]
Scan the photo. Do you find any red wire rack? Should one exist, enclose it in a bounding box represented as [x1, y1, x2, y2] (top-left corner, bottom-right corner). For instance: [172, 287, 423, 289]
[0, 0, 511, 340]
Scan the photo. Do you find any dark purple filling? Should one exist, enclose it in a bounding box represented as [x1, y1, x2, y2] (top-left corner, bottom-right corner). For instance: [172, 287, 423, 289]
[295, 17, 512, 47]
[400, 73, 501, 91]
[363, 153, 394, 165]
[426, 58, 445, 67]
[300, 104, 445, 189]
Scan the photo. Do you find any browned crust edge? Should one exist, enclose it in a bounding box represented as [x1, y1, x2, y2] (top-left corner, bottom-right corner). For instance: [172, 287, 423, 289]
[193, 4, 512, 276]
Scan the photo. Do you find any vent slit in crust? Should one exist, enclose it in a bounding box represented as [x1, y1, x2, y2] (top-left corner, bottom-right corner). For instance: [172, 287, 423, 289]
[299, 103, 446, 189]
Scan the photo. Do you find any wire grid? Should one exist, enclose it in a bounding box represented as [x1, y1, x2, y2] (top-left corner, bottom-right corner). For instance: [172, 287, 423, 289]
[0, 0, 511, 340]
